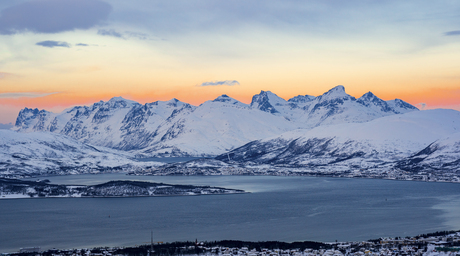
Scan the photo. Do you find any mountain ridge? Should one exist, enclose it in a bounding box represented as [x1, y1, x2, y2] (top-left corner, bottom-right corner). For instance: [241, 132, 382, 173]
[13, 86, 418, 157]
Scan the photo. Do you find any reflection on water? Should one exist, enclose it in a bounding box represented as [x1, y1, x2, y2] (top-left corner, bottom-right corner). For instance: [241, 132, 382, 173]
[433, 195, 460, 229]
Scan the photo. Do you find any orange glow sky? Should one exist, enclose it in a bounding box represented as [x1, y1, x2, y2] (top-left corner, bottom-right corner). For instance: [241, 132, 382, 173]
[1, 0, 460, 124]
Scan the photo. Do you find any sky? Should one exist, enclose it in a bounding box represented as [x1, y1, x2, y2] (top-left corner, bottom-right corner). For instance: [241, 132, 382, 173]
[1, 0, 460, 124]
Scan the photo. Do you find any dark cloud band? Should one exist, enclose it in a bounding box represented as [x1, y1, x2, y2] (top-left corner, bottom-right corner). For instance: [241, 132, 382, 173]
[199, 80, 240, 86]
[445, 30, 460, 36]
[36, 40, 70, 48]
[97, 29, 124, 38]
[0, 0, 112, 35]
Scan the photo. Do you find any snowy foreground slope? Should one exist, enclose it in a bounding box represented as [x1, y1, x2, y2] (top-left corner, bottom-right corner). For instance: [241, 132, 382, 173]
[13, 86, 417, 157]
[212, 109, 460, 171]
[0, 130, 161, 178]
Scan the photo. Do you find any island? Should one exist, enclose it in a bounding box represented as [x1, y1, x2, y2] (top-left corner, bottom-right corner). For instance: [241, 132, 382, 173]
[0, 178, 246, 199]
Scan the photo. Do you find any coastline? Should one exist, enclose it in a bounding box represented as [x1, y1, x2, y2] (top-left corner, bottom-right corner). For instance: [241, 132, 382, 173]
[3, 230, 460, 255]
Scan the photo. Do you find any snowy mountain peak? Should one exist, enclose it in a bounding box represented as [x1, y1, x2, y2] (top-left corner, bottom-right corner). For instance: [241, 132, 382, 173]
[317, 85, 354, 102]
[213, 94, 232, 102]
[356, 91, 393, 113]
[14, 107, 51, 129]
[250, 90, 286, 114]
[288, 94, 316, 103]
[106, 96, 140, 108]
[208, 95, 247, 107]
[359, 91, 377, 100]
[165, 98, 185, 107]
[386, 99, 419, 114]
[393, 99, 418, 110]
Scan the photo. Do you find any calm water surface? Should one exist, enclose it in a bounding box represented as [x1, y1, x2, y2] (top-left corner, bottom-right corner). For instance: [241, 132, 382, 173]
[1, 174, 460, 252]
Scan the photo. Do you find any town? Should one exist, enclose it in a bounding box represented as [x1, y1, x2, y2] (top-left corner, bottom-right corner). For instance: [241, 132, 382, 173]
[130, 164, 460, 184]
[4, 230, 460, 256]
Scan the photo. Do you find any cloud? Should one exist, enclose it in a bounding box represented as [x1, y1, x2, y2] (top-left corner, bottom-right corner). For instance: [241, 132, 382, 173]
[97, 29, 153, 40]
[0, 72, 16, 79]
[36, 40, 70, 48]
[125, 31, 151, 40]
[97, 29, 124, 38]
[0, 92, 59, 99]
[76, 43, 89, 46]
[199, 80, 240, 86]
[0, 72, 9, 79]
[0, 0, 112, 35]
[445, 30, 460, 36]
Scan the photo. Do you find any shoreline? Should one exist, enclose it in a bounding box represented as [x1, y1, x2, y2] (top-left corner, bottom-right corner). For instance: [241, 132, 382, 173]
[0, 178, 247, 199]
[3, 230, 460, 255]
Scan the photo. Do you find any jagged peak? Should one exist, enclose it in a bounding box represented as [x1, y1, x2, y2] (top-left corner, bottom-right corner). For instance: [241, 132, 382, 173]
[18, 107, 49, 115]
[211, 95, 245, 106]
[288, 95, 316, 103]
[107, 96, 139, 105]
[165, 98, 183, 106]
[257, 90, 284, 99]
[357, 91, 384, 103]
[360, 91, 376, 99]
[388, 99, 419, 110]
[324, 85, 346, 95]
[250, 91, 281, 114]
[317, 85, 354, 102]
[251, 90, 286, 105]
[93, 96, 140, 109]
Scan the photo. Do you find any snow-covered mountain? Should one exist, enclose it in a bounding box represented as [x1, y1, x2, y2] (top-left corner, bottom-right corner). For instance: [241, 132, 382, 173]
[0, 130, 160, 178]
[13, 86, 418, 157]
[216, 109, 460, 171]
[395, 132, 460, 172]
[14, 97, 191, 151]
[250, 86, 418, 127]
[134, 95, 297, 156]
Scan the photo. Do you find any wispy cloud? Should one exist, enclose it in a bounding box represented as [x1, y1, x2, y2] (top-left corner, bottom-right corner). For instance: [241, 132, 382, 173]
[98, 29, 124, 38]
[0, 0, 112, 35]
[445, 30, 460, 36]
[97, 29, 154, 40]
[36, 40, 70, 48]
[125, 31, 152, 40]
[0, 72, 10, 79]
[0, 92, 59, 99]
[199, 80, 240, 86]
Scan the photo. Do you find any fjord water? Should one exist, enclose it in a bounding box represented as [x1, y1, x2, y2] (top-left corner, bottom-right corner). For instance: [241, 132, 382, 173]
[2, 175, 460, 252]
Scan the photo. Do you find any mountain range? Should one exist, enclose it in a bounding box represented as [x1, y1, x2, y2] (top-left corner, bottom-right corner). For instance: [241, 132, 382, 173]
[215, 109, 460, 171]
[13, 85, 418, 157]
[6, 85, 460, 177]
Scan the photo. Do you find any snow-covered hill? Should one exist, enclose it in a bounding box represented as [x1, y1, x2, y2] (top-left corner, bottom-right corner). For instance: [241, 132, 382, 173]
[13, 86, 418, 157]
[0, 130, 161, 178]
[216, 109, 460, 170]
[395, 132, 460, 172]
[134, 95, 297, 156]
